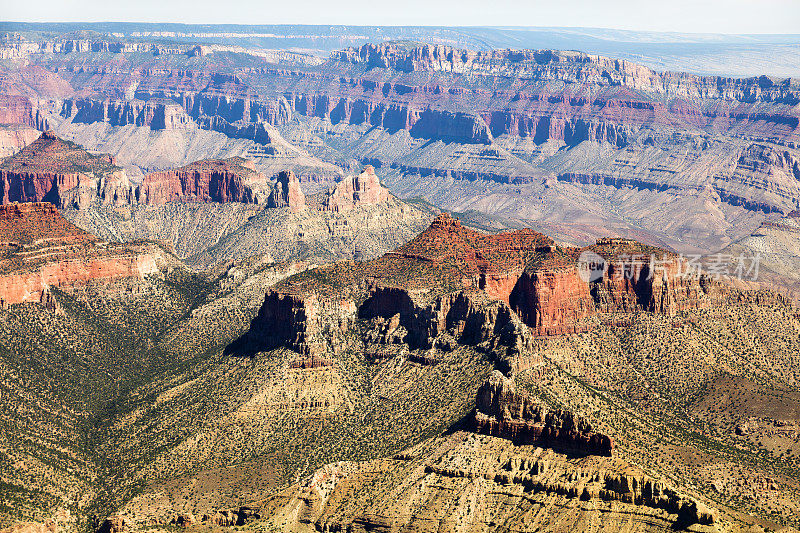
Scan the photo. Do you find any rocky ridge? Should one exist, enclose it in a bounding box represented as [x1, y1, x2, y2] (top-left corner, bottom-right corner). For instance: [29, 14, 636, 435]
[138, 157, 269, 205]
[0, 131, 133, 208]
[266, 170, 305, 211]
[474, 370, 613, 456]
[0, 124, 40, 157]
[4, 39, 800, 254]
[258, 431, 719, 532]
[320, 165, 388, 211]
[241, 214, 719, 362]
[0, 202, 164, 306]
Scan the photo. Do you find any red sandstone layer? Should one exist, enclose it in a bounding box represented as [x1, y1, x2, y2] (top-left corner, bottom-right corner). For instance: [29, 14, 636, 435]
[0, 202, 161, 306]
[139, 157, 266, 205]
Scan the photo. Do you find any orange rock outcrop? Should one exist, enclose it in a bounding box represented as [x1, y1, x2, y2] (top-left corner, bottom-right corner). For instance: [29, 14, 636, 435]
[139, 157, 267, 205]
[0, 202, 161, 306]
[321, 165, 389, 212]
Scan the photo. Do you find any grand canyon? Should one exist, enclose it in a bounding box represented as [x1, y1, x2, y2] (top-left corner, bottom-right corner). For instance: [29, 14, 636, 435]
[0, 16, 799, 533]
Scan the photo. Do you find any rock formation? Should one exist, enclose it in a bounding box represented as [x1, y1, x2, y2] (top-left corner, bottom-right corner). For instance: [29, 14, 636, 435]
[473, 370, 613, 456]
[266, 170, 305, 211]
[64, 98, 194, 131]
[241, 214, 719, 362]
[3, 37, 800, 255]
[0, 124, 40, 157]
[259, 431, 718, 531]
[138, 157, 268, 205]
[0, 202, 163, 306]
[321, 165, 389, 211]
[0, 131, 132, 208]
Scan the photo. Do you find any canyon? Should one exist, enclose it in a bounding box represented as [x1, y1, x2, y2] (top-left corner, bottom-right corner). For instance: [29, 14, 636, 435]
[0, 37, 796, 255]
[257, 374, 720, 532]
[0, 131, 432, 268]
[0, 24, 799, 533]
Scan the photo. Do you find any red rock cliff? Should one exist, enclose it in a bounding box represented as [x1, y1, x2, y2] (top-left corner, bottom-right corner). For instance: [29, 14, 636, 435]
[0, 131, 132, 208]
[139, 157, 266, 205]
[0, 202, 161, 306]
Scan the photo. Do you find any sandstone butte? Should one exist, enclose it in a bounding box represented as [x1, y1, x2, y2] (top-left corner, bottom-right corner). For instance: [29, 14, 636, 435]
[0, 131, 133, 209]
[0, 202, 162, 306]
[2, 131, 393, 213]
[138, 157, 269, 205]
[241, 213, 719, 361]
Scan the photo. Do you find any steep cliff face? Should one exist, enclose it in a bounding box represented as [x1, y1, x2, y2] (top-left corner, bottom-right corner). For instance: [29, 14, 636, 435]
[359, 288, 535, 361]
[138, 157, 268, 205]
[245, 291, 321, 355]
[64, 98, 194, 130]
[321, 165, 389, 211]
[588, 238, 713, 315]
[473, 370, 613, 456]
[509, 266, 595, 336]
[242, 215, 720, 363]
[0, 202, 163, 305]
[0, 95, 49, 130]
[0, 124, 41, 157]
[266, 170, 305, 211]
[0, 131, 133, 208]
[41, 42, 799, 151]
[5, 40, 799, 256]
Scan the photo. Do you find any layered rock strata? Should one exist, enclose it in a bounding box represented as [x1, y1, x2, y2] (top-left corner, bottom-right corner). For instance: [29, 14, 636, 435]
[0, 124, 40, 157]
[0, 131, 132, 208]
[259, 431, 718, 531]
[321, 165, 391, 211]
[139, 157, 269, 205]
[242, 214, 719, 361]
[0, 202, 162, 305]
[473, 370, 613, 456]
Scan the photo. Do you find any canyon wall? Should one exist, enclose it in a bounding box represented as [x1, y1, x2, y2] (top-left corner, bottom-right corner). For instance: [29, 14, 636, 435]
[242, 216, 720, 361]
[0, 132, 133, 208]
[473, 370, 613, 456]
[0, 202, 162, 306]
[139, 158, 266, 205]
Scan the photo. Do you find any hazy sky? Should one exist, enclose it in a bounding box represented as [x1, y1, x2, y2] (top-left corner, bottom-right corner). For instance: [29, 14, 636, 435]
[3, 0, 799, 34]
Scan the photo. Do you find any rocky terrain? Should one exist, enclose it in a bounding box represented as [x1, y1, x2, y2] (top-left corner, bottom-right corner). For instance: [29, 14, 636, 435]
[718, 210, 800, 302]
[138, 157, 270, 205]
[259, 375, 719, 532]
[238, 213, 718, 361]
[0, 124, 39, 157]
[0, 202, 165, 306]
[0, 132, 133, 208]
[0, 38, 796, 258]
[0, 131, 431, 268]
[0, 210, 798, 531]
[1, 24, 800, 533]
[63, 163, 432, 269]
